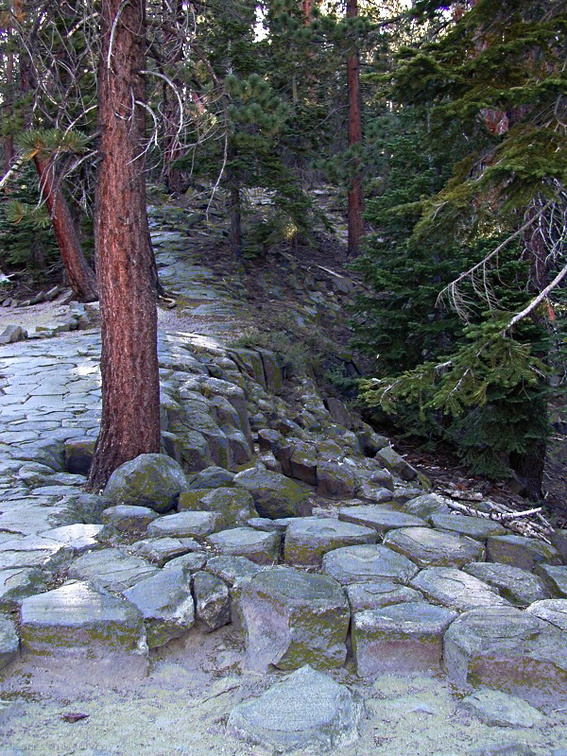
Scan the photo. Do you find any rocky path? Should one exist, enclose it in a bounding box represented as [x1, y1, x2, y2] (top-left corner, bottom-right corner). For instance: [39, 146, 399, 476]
[1, 218, 567, 756]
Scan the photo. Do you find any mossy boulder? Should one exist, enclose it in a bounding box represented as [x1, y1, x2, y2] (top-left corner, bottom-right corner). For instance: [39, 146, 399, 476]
[234, 466, 311, 519]
[104, 454, 189, 513]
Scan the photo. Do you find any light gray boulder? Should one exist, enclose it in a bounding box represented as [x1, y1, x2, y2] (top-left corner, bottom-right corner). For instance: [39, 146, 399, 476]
[430, 512, 507, 540]
[410, 567, 510, 611]
[208, 527, 280, 565]
[20, 581, 147, 658]
[316, 460, 359, 498]
[163, 551, 207, 574]
[0, 567, 47, 610]
[68, 548, 159, 592]
[122, 566, 194, 648]
[322, 544, 418, 585]
[187, 465, 235, 489]
[352, 601, 457, 676]
[443, 606, 567, 707]
[185, 487, 257, 529]
[129, 537, 200, 567]
[527, 599, 567, 631]
[239, 568, 350, 671]
[228, 665, 363, 752]
[103, 453, 189, 513]
[0, 535, 73, 572]
[193, 571, 231, 632]
[375, 446, 418, 481]
[403, 493, 452, 519]
[465, 562, 551, 607]
[383, 527, 484, 568]
[37, 524, 103, 555]
[234, 466, 311, 519]
[147, 511, 217, 539]
[535, 563, 567, 597]
[284, 517, 377, 566]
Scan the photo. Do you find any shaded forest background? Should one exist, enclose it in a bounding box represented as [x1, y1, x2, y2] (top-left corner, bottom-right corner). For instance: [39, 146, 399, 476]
[0, 0, 565, 499]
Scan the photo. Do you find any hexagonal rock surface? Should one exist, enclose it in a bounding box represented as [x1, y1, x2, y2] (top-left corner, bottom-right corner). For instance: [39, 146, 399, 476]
[0, 614, 19, 670]
[284, 517, 377, 566]
[239, 568, 350, 671]
[227, 665, 363, 752]
[410, 567, 510, 612]
[464, 562, 551, 607]
[129, 537, 201, 567]
[322, 544, 418, 586]
[486, 535, 561, 572]
[122, 566, 194, 649]
[101, 505, 160, 533]
[339, 505, 427, 535]
[147, 511, 218, 539]
[346, 581, 422, 612]
[383, 527, 484, 569]
[20, 581, 147, 657]
[430, 513, 507, 540]
[193, 571, 231, 632]
[208, 527, 280, 565]
[352, 602, 457, 676]
[443, 606, 567, 707]
[527, 599, 567, 632]
[103, 453, 189, 513]
[68, 548, 159, 592]
[181, 486, 257, 529]
[233, 466, 311, 519]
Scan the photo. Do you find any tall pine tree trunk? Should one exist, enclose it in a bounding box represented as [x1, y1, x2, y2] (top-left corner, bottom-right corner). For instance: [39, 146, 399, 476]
[87, 0, 161, 490]
[346, 0, 364, 257]
[33, 156, 98, 301]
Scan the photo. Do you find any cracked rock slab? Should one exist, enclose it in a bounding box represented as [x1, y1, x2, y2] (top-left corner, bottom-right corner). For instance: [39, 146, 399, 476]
[284, 517, 377, 566]
[411, 567, 510, 612]
[68, 548, 159, 592]
[465, 562, 551, 607]
[339, 505, 427, 535]
[322, 544, 418, 585]
[461, 688, 544, 728]
[228, 665, 363, 752]
[383, 527, 484, 569]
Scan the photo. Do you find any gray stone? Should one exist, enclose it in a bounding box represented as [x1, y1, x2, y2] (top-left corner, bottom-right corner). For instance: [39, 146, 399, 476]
[129, 537, 200, 567]
[430, 512, 507, 540]
[289, 441, 318, 486]
[186, 486, 257, 529]
[403, 493, 452, 518]
[461, 688, 544, 728]
[228, 665, 363, 752]
[208, 527, 280, 565]
[193, 571, 231, 632]
[0, 567, 47, 609]
[187, 465, 235, 489]
[346, 581, 422, 612]
[38, 524, 103, 555]
[206, 555, 263, 586]
[352, 602, 457, 676]
[147, 510, 218, 539]
[464, 562, 551, 607]
[486, 534, 561, 572]
[101, 505, 160, 533]
[122, 566, 194, 648]
[0, 535, 73, 571]
[322, 544, 419, 585]
[410, 567, 510, 611]
[162, 551, 207, 574]
[339, 505, 427, 535]
[443, 606, 567, 707]
[316, 460, 359, 498]
[104, 453, 189, 513]
[527, 599, 567, 631]
[20, 581, 147, 657]
[68, 548, 159, 592]
[0, 614, 19, 669]
[0, 325, 27, 344]
[15, 438, 65, 471]
[383, 527, 484, 568]
[284, 517, 377, 566]
[358, 483, 397, 504]
[535, 563, 567, 596]
[233, 466, 311, 519]
[239, 568, 350, 671]
[375, 446, 418, 481]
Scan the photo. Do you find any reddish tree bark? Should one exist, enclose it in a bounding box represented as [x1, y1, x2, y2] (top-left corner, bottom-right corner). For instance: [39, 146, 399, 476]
[33, 156, 98, 301]
[87, 0, 161, 490]
[346, 0, 364, 257]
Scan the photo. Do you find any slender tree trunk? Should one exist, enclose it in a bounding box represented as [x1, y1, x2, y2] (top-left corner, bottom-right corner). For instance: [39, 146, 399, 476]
[87, 0, 161, 490]
[346, 0, 364, 257]
[33, 156, 98, 301]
